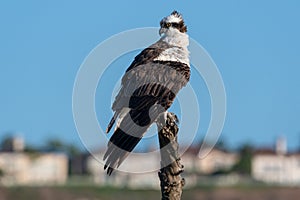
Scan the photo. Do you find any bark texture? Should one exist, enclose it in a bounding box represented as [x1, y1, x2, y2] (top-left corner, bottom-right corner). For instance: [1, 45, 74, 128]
[157, 112, 185, 200]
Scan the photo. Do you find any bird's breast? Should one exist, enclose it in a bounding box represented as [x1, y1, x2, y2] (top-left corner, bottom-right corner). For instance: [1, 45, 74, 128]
[153, 46, 189, 66]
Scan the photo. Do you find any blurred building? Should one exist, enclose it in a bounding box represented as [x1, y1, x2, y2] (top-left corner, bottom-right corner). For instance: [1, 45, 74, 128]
[69, 153, 90, 175]
[197, 149, 238, 174]
[87, 147, 238, 188]
[0, 152, 68, 186]
[182, 147, 238, 174]
[87, 151, 160, 188]
[0, 137, 68, 186]
[252, 137, 300, 185]
[1, 136, 25, 152]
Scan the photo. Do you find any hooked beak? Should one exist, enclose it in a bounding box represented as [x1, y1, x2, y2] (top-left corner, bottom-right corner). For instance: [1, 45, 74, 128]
[159, 28, 166, 36]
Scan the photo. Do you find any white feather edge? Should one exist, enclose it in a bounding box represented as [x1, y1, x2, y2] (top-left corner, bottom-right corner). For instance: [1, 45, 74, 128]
[115, 107, 130, 131]
[164, 15, 182, 23]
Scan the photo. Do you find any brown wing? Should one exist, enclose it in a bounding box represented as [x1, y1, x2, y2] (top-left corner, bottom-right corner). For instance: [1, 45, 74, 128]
[106, 42, 170, 133]
[104, 43, 190, 175]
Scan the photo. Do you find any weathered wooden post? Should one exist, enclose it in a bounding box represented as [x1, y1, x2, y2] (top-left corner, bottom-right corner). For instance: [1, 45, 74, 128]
[157, 112, 185, 200]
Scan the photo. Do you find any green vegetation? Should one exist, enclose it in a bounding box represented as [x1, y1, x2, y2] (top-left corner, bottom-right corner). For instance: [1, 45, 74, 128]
[0, 168, 3, 177]
[0, 135, 14, 151]
[44, 139, 81, 157]
[231, 144, 253, 175]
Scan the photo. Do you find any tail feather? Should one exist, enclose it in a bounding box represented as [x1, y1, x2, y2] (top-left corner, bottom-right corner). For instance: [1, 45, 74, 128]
[103, 127, 143, 175]
[104, 146, 128, 175]
[106, 112, 118, 133]
[103, 108, 160, 175]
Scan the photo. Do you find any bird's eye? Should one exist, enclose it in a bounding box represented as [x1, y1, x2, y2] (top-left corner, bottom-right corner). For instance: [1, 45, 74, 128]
[166, 23, 171, 28]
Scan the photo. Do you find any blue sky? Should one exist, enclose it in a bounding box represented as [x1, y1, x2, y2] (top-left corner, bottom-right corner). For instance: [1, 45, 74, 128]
[1, 1, 300, 151]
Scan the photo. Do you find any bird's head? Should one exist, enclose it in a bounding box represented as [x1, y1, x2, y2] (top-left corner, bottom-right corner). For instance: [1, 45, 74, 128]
[159, 11, 187, 36]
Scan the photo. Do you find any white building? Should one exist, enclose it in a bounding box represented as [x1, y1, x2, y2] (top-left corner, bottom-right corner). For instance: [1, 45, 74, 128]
[252, 137, 300, 185]
[87, 148, 238, 188]
[0, 152, 68, 186]
[181, 148, 238, 174]
[87, 151, 160, 189]
[252, 153, 300, 185]
[197, 149, 238, 174]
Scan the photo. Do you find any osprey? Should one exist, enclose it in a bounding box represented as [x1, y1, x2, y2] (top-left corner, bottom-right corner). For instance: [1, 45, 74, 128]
[104, 11, 190, 175]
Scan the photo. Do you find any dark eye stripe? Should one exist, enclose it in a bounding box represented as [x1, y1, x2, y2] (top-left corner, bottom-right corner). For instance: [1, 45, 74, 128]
[160, 23, 180, 28]
[161, 22, 182, 29]
[171, 23, 179, 28]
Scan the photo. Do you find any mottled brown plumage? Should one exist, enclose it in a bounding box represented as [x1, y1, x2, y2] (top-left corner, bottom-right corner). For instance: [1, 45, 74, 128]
[104, 11, 190, 175]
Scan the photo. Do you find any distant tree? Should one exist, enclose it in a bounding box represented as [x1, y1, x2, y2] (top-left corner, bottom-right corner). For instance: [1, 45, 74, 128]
[44, 138, 84, 176]
[215, 137, 229, 152]
[44, 138, 81, 158]
[0, 136, 14, 152]
[24, 145, 40, 153]
[66, 144, 81, 157]
[44, 139, 64, 152]
[0, 168, 3, 177]
[1, 135, 40, 153]
[231, 144, 253, 175]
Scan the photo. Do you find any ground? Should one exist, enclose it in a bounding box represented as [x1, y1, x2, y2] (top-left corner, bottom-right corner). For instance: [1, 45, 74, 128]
[0, 186, 300, 200]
